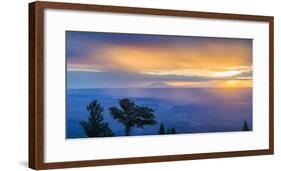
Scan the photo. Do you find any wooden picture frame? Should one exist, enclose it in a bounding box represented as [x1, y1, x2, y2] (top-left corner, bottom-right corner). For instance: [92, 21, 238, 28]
[29, 1, 274, 170]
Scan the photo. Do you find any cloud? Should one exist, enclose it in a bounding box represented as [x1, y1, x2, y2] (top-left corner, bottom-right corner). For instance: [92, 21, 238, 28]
[69, 41, 251, 73]
[67, 32, 252, 72]
[66, 31, 252, 88]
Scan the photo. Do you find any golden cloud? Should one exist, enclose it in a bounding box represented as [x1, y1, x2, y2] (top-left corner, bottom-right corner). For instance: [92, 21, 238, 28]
[68, 39, 252, 81]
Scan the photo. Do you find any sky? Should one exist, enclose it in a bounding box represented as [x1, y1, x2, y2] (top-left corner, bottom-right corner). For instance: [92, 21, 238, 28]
[66, 31, 252, 89]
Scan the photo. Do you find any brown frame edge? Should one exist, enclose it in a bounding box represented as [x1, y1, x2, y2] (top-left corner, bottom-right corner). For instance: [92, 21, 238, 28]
[29, 1, 274, 170]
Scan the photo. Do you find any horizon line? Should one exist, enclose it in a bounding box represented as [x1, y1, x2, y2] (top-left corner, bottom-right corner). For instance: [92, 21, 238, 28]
[67, 87, 252, 90]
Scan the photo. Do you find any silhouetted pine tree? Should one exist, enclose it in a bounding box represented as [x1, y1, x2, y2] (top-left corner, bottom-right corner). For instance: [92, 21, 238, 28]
[171, 127, 176, 134]
[80, 100, 114, 137]
[241, 121, 250, 131]
[109, 98, 157, 136]
[159, 123, 165, 135]
[166, 128, 171, 134]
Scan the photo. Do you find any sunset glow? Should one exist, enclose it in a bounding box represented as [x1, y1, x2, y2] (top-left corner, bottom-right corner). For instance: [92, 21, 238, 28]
[211, 70, 243, 77]
[66, 31, 252, 89]
[66, 31, 253, 138]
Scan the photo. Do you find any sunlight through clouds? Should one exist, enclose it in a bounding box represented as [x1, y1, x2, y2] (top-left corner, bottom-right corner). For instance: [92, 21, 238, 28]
[66, 31, 252, 88]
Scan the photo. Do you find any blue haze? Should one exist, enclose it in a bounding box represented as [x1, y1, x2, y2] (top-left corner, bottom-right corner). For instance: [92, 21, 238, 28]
[66, 88, 252, 138]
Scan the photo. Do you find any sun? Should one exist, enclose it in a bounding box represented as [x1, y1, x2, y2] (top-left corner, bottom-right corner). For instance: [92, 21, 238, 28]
[224, 80, 252, 88]
[225, 80, 238, 87]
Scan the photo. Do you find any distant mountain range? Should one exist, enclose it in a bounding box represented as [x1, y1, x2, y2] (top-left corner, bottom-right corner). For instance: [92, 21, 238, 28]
[147, 82, 174, 88]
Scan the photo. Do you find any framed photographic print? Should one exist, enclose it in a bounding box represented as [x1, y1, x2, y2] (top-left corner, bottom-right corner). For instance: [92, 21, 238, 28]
[29, 1, 274, 170]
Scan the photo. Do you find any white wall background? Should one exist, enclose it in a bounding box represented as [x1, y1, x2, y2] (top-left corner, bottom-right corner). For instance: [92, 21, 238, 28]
[0, 0, 279, 170]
